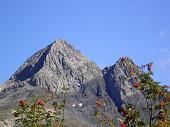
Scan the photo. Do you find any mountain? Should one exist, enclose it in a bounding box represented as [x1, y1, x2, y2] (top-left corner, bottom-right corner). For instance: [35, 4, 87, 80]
[0, 39, 146, 127]
[9, 40, 102, 93]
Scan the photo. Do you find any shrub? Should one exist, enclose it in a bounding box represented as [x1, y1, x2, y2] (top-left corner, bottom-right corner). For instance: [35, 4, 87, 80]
[12, 96, 63, 127]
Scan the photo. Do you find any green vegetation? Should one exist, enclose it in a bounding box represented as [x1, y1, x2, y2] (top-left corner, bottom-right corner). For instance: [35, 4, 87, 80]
[12, 96, 64, 127]
[12, 79, 70, 127]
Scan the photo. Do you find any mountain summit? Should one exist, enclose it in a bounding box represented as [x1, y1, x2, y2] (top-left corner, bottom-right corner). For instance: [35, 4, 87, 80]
[0, 40, 146, 127]
[9, 39, 102, 93]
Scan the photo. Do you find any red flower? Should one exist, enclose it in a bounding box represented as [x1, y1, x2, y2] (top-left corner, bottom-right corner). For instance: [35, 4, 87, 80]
[19, 99, 26, 107]
[133, 82, 140, 88]
[36, 99, 45, 106]
[147, 63, 152, 71]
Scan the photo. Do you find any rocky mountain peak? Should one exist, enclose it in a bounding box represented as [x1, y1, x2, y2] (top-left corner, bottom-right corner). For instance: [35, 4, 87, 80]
[50, 39, 73, 52]
[103, 57, 144, 108]
[52, 39, 66, 46]
[8, 39, 102, 93]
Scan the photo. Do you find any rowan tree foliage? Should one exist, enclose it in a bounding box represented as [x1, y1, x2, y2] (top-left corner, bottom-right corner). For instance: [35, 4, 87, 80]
[135, 63, 170, 127]
[94, 59, 170, 127]
[119, 105, 145, 127]
[60, 83, 70, 127]
[12, 96, 64, 127]
[119, 58, 170, 127]
[94, 99, 115, 127]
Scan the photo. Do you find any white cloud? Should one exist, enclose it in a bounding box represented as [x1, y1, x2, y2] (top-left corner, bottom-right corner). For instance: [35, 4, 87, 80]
[158, 31, 168, 39]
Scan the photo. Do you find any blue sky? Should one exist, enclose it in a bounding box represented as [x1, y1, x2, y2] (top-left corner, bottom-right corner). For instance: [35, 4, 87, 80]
[0, 0, 170, 87]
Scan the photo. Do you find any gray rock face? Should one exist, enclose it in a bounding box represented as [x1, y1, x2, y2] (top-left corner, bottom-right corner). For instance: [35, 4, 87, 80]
[103, 57, 148, 122]
[9, 40, 102, 93]
[0, 40, 148, 127]
[68, 76, 121, 125]
[103, 57, 144, 107]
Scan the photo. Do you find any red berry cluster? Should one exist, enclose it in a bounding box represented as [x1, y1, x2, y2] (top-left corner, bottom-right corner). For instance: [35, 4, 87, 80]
[36, 99, 45, 106]
[133, 82, 140, 88]
[19, 99, 27, 107]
